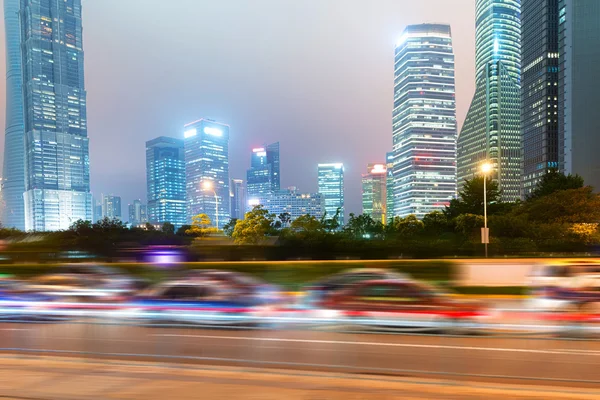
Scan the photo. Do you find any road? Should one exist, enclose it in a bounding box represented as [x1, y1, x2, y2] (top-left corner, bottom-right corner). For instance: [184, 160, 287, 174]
[1, 320, 599, 389]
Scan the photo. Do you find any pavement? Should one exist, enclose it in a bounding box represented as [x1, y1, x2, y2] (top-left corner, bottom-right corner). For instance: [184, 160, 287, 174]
[0, 356, 599, 400]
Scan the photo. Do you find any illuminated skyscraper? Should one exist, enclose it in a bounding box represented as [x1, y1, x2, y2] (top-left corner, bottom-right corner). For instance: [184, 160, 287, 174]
[362, 163, 387, 224]
[102, 195, 121, 220]
[184, 119, 230, 229]
[4, 0, 92, 231]
[250, 188, 324, 221]
[385, 152, 395, 222]
[246, 142, 280, 199]
[230, 178, 246, 220]
[392, 24, 457, 218]
[457, 0, 522, 202]
[317, 163, 344, 225]
[128, 199, 147, 226]
[146, 136, 186, 228]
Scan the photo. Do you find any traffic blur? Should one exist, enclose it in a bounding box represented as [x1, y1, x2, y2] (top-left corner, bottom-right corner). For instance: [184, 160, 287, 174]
[0, 262, 599, 333]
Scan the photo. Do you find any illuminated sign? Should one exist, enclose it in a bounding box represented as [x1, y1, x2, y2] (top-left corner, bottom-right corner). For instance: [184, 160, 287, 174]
[252, 147, 265, 153]
[256, 151, 266, 157]
[184, 128, 197, 138]
[203, 127, 223, 137]
[371, 164, 386, 174]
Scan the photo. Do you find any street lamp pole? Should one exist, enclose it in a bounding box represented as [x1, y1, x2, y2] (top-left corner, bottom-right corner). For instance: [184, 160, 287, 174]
[480, 162, 492, 258]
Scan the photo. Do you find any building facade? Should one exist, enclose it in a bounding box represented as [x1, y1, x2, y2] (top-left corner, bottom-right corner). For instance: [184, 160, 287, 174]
[19, 0, 92, 230]
[92, 197, 103, 223]
[317, 163, 344, 225]
[246, 142, 280, 199]
[146, 136, 186, 228]
[102, 195, 121, 220]
[457, 0, 522, 202]
[1, 0, 26, 230]
[250, 189, 324, 221]
[392, 24, 457, 218]
[128, 199, 148, 226]
[230, 179, 246, 220]
[385, 152, 394, 222]
[184, 119, 230, 229]
[521, 0, 560, 197]
[361, 163, 387, 224]
[558, 0, 600, 189]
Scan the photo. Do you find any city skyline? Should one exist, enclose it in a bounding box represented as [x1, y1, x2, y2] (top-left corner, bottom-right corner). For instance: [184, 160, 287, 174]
[0, 0, 478, 218]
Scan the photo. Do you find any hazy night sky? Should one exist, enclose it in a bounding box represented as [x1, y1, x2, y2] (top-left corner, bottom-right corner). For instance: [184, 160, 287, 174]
[0, 0, 476, 216]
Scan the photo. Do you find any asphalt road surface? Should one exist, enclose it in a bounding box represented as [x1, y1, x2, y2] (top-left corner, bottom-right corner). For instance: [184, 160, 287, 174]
[1, 321, 599, 389]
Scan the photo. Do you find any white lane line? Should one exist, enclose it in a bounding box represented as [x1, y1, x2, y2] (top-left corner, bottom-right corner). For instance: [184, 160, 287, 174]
[150, 334, 600, 356]
[0, 328, 32, 331]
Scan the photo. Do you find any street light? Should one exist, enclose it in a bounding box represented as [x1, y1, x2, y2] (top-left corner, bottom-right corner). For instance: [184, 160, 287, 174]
[202, 181, 219, 229]
[480, 162, 493, 257]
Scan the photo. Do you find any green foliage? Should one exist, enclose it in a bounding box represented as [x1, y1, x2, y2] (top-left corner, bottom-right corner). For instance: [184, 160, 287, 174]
[422, 211, 449, 235]
[161, 222, 175, 235]
[321, 208, 342, 232]
[387, 215, 424, 238]
[231, 205, 275, 244]
[222, 219, 238, 237]
[185, 214, 217, 238]
[343, 213, 383, 239]
[518, 187, 600, 224]
[454, 214, 484, 236]
[527, 170, 584, 200]
[444, 176, 502, 218]
[176, 225, 192, 236]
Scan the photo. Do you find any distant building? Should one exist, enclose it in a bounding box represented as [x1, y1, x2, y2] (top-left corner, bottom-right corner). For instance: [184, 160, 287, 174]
[184, 118, 230, 229]
[146, 136, 186, 228]
[128, 200, 148, 226]
[102, 195, 122, 220]
[362, 163, 387, 224]
[93, 197, 103, 223]
[250, 188, 324, 221]
[230, 179, 246, 220]
[385, 152, 395, 222]
[317, 163, 344, 225]
[393, 24, 458, 218]
[246, 142, 280, 199]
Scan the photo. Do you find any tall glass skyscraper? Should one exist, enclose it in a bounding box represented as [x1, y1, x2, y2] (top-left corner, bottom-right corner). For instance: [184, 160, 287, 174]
[2, 0, 26, 230]
[317, 163, 344, 225]
[361, 163, 387, 224]
[246, 142, 280, 200]
[457, 0, 522, 202]
[230, 178, 246, 220]
[128, 199, 147, 226]
[184, 119, 230, 229]
[102, 195, 122, 220]
[146, 136, 186, 228]
[392, 24, 457, 218]
[6, 0, 92, 231]
[385, 152, 394, 222]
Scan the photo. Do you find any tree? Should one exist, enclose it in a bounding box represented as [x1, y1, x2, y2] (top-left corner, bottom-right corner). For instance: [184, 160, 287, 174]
[186, 213, 217, 238]
[321, 208, 342, 232]
[278, 212, 292, 228]
[527, 170, 584, 200]
[222, 219, 238, 237]
[422, 211, 450, 235]
[454, 214, 484, 237]
[519, 187, 600, 224]
[387, 215, 424, 238]
[343, 213, 383, 239]
[145, 222, 156, 231]
[231, 205, 275, 244]
[444, 177, 502, 218]
[176, 224, 192, 236]
[161, 222, 175, 235]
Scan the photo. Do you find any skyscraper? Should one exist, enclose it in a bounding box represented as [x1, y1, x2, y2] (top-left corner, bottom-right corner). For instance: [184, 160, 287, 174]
[1, 0, 26, 230]
[17, 0, 92, 231]
[230, 179, 246, 220]
[521, 0, 560, 197]
[146, 136, 186, 228]
[558, 0, 600, 189]
[392, 24, 457, 218]
[362, 163, 387, 224]
[92, 197, 103, 223]
[246, 142, 280, 199]
[184, 119, 230, 229]
[102, 195, 122, 220]
[317, 163, 344, 225]
[128, 199, 147, 226]
[250, 188, 325, 221]
[385, 152, 394, 222]
[457, 0, 522, 202]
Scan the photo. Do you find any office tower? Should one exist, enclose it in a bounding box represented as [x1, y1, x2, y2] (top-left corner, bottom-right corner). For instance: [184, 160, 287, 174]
[1, 0, 25, 230]
[392, 24, 458, 218]
[249, 189, 324, 221]
[184, 119, 230, 229]
[558, 0, 600, 189]
[362, 164, 387, 224]
[14, 0, 92, 230]
[102, 195, 121, 220]
[317, 163, 344, 225]
[230, 179, 246, 220]
[246, 142, 280, 198]
[457, 0, 522, 202]
[521, 0, 560, 197]
[92, 197, 103, 223]
[385, 152, 395, 222]
[128, 199, 147, 226]
[146, 136, 186, 228]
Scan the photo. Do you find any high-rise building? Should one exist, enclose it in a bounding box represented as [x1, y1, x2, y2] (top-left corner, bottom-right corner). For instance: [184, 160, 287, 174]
[521, 0, 560, 197]
[128, 200, 148, 226]
[457, 0, 522, 202]
[184, 119, 230, 229]
[246, 142, 280, 199]
[317, 163, 344, 225]
[250, 188, 325, 221]
[102, 195, 121, 220]
[1, 0, 26, 230]
[93, 197, 103, 223]
[15, 0, 92, 230]
[385, 152, 395, 222]
[230, 179, 246, 220]
[362, 163, 387, 224]
[558, 0, 600, 189]
[392, 24, 458, 218]
[146, 136, 186, 228]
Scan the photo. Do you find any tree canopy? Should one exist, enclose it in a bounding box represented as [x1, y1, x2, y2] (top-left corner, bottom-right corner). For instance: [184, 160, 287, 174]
[231, 206, 275, 244]
[527, 170, 584, 200]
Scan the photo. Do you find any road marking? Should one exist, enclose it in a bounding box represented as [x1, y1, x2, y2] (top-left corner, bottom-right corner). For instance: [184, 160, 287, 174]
[150, 334, 600, 356]
[0, 328, 32, 331]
